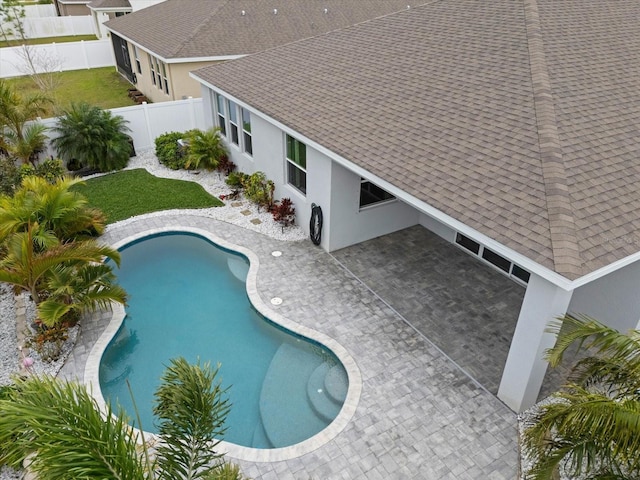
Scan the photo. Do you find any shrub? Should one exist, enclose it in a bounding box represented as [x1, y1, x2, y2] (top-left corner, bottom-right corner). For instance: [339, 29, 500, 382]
[52, 102, 131, 173]
[242, 171, 274, 210]
[183, 128, 228, 171]
[226, 171, 248, 189]
[0, 155, 20, 196]
[271, 197, 295, 228]
[33, 158, 65, 183]
[155, 131, 189, 170]
[217, 154, 237, 176]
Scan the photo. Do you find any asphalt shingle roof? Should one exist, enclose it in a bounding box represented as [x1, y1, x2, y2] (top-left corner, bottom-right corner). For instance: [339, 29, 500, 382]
[193, 0, 640, 280]
[104, 0, 425, 60]
[88, 0, 130, 9]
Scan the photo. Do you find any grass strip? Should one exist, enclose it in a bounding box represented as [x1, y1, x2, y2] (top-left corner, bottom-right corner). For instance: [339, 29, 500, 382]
[72, 169, 223, 223]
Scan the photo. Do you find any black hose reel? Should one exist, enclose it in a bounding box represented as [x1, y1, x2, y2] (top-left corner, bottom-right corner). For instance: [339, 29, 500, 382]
[310, 203, 323, 246]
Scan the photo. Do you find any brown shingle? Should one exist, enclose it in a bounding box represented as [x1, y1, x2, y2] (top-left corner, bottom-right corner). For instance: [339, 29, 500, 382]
[193, 0, 640, 280]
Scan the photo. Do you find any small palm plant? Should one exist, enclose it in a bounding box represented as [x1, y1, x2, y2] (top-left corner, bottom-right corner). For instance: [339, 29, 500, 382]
[52, 102, 131, 172]
[523, 314, 640, 479]
[0, 80, 52, 165]
[0, 358, 246, 479]
[184, 128, 228, 171]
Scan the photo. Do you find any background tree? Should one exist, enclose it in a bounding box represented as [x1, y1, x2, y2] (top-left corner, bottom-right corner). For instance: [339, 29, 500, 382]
[0, 358, 246, 480]
[523, 314, 640, 480]
[184, 128, 227, 171]
[0, 79, 51, 165]
[52, 102, 132, 172]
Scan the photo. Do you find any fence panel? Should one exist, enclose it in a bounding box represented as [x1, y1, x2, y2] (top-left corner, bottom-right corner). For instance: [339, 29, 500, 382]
[23, 5, 57, 18]
[40, 98, 205, 157]
[0, 39, 114, 78]
[1, 15, 95, 39]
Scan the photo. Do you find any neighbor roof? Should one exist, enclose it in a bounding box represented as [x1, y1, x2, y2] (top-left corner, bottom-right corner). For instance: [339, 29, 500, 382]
[88, 0, 130, 9]
[193, 0, 640, 280]
[104, 0, 427, 60]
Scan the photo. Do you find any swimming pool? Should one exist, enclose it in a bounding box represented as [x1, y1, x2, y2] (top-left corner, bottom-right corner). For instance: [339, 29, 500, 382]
[99, 232, 350, 449]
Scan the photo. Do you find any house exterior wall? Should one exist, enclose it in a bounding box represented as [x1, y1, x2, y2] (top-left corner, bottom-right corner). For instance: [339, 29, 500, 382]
[569, 259, 640, 332]
[57, 2, 90, 16]
[419, 213, 456, 242]
[328, 162, 418, 251]
[126, 46, 216, 102]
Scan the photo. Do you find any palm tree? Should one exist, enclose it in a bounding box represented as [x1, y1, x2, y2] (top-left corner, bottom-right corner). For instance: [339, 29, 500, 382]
[0, 79, 51, 165]
[523, 314, 640, 480]
[184, 128, 227, 171]
[0, 358, 245, 480]
[0, 175, 106, 243]
[52, 102, 131, 172]
[0, 224, 125, 326]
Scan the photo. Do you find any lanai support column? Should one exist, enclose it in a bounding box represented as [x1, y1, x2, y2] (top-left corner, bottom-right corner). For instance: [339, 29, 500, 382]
[498, 273, 573, 412]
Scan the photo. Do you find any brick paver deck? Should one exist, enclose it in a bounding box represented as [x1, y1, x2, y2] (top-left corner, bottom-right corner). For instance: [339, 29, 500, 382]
[59, 214, 519, 479]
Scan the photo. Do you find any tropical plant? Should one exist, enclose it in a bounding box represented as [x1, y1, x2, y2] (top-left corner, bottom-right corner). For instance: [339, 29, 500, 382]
[183, 128, 228, 171]
[0, 155, 20, 196]
[0, 175, 105, 243]
[242, 171, 274, 210]
[0, 223, 125, 326]
[0, 358, 246, 480]
[52, 102, 132, 172]
[523, 314, 640, 480]
[271, 197, 295, 228]
[0, 79, 51, 165]
[225, 171, 248, 189]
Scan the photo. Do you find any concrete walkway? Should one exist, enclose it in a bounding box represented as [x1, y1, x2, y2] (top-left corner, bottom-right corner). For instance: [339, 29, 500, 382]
[59, 214, 519, 479]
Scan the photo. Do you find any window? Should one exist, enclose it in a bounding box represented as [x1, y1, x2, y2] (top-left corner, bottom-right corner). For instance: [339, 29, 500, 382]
[286, 134, 306, 194]
[360, 180, 395, 208]
[242, 108, 252, 155]
[455, 232, 529, 284]
[216, 94, 226, 137]
[160, 61, 169, 95]
[455, 232, 480, 255]
[132, 45, 141, 74]
[228, 99, 239, 145]
[155, 58, 162, 91]
[149, 56, 156, 85]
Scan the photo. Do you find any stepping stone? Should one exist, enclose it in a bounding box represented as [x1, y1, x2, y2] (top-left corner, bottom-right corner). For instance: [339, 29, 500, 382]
[231, 202, 243, 207]
[250, 218, 262, 225]
[240, 209, 252, 216]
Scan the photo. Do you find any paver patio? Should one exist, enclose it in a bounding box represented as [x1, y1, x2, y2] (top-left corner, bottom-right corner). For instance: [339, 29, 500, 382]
[59, 213, 519, 479]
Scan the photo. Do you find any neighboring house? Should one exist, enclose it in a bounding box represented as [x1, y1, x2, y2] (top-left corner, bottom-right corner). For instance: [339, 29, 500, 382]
[102, 0, 430, 103]
[191, 0, 640, 413]
[54, 0, 92, 16]
[88, 0, 165, 38]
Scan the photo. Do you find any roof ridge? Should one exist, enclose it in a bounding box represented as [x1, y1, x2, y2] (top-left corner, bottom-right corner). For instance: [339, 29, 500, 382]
[523, 0, 582, 279]
[171, 0, 229, 58]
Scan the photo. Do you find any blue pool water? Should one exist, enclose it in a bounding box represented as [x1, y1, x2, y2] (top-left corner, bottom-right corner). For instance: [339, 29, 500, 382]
[99, 233, 348, 449]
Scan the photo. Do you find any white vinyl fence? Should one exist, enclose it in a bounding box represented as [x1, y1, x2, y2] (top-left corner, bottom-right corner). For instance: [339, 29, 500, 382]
[22, 4, 58, 18]
[0, 39, 114, 78]
[40, 97, 206, 156]
[2, 15, 95, 39]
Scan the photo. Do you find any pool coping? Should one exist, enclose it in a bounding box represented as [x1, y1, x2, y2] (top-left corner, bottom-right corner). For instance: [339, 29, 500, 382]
[84, 226, 363, 463]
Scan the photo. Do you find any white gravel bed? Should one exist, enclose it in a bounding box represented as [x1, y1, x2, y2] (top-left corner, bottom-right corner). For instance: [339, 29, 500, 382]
[0, 151, 307, 479]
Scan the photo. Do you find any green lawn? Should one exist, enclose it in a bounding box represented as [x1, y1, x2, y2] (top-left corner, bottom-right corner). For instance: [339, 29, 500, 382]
[72, 169, 223, 223]
[0, 35, 97, 48]
[5, 67, 137, 117]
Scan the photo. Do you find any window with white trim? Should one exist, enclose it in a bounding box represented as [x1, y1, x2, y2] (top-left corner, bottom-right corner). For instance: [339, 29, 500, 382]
[132, 45, 141, 74]
[228, 99, 239, 145]
[286, 134, 306, 194]
[154, 58, 163, 91]
[215, 94, 227, 137]
[160, 61, 169, 95]
[455, 233, 530, 284]
[359, 179, 395, 208]
[149, 56, 156, 85]
[242, 107, 252, 155]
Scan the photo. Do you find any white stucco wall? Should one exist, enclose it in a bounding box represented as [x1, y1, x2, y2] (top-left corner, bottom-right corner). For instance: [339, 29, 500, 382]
[327, 162, 418, 252]
[419, 213, 456, 242]
[569, 259, 640, 332]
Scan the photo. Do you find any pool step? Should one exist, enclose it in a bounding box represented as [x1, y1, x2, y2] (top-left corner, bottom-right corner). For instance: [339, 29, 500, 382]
[227, 256, 249, 282]
[259, 343, 327, 448]
[251, 419, 273, 449]
[306, 363, 348, 423]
